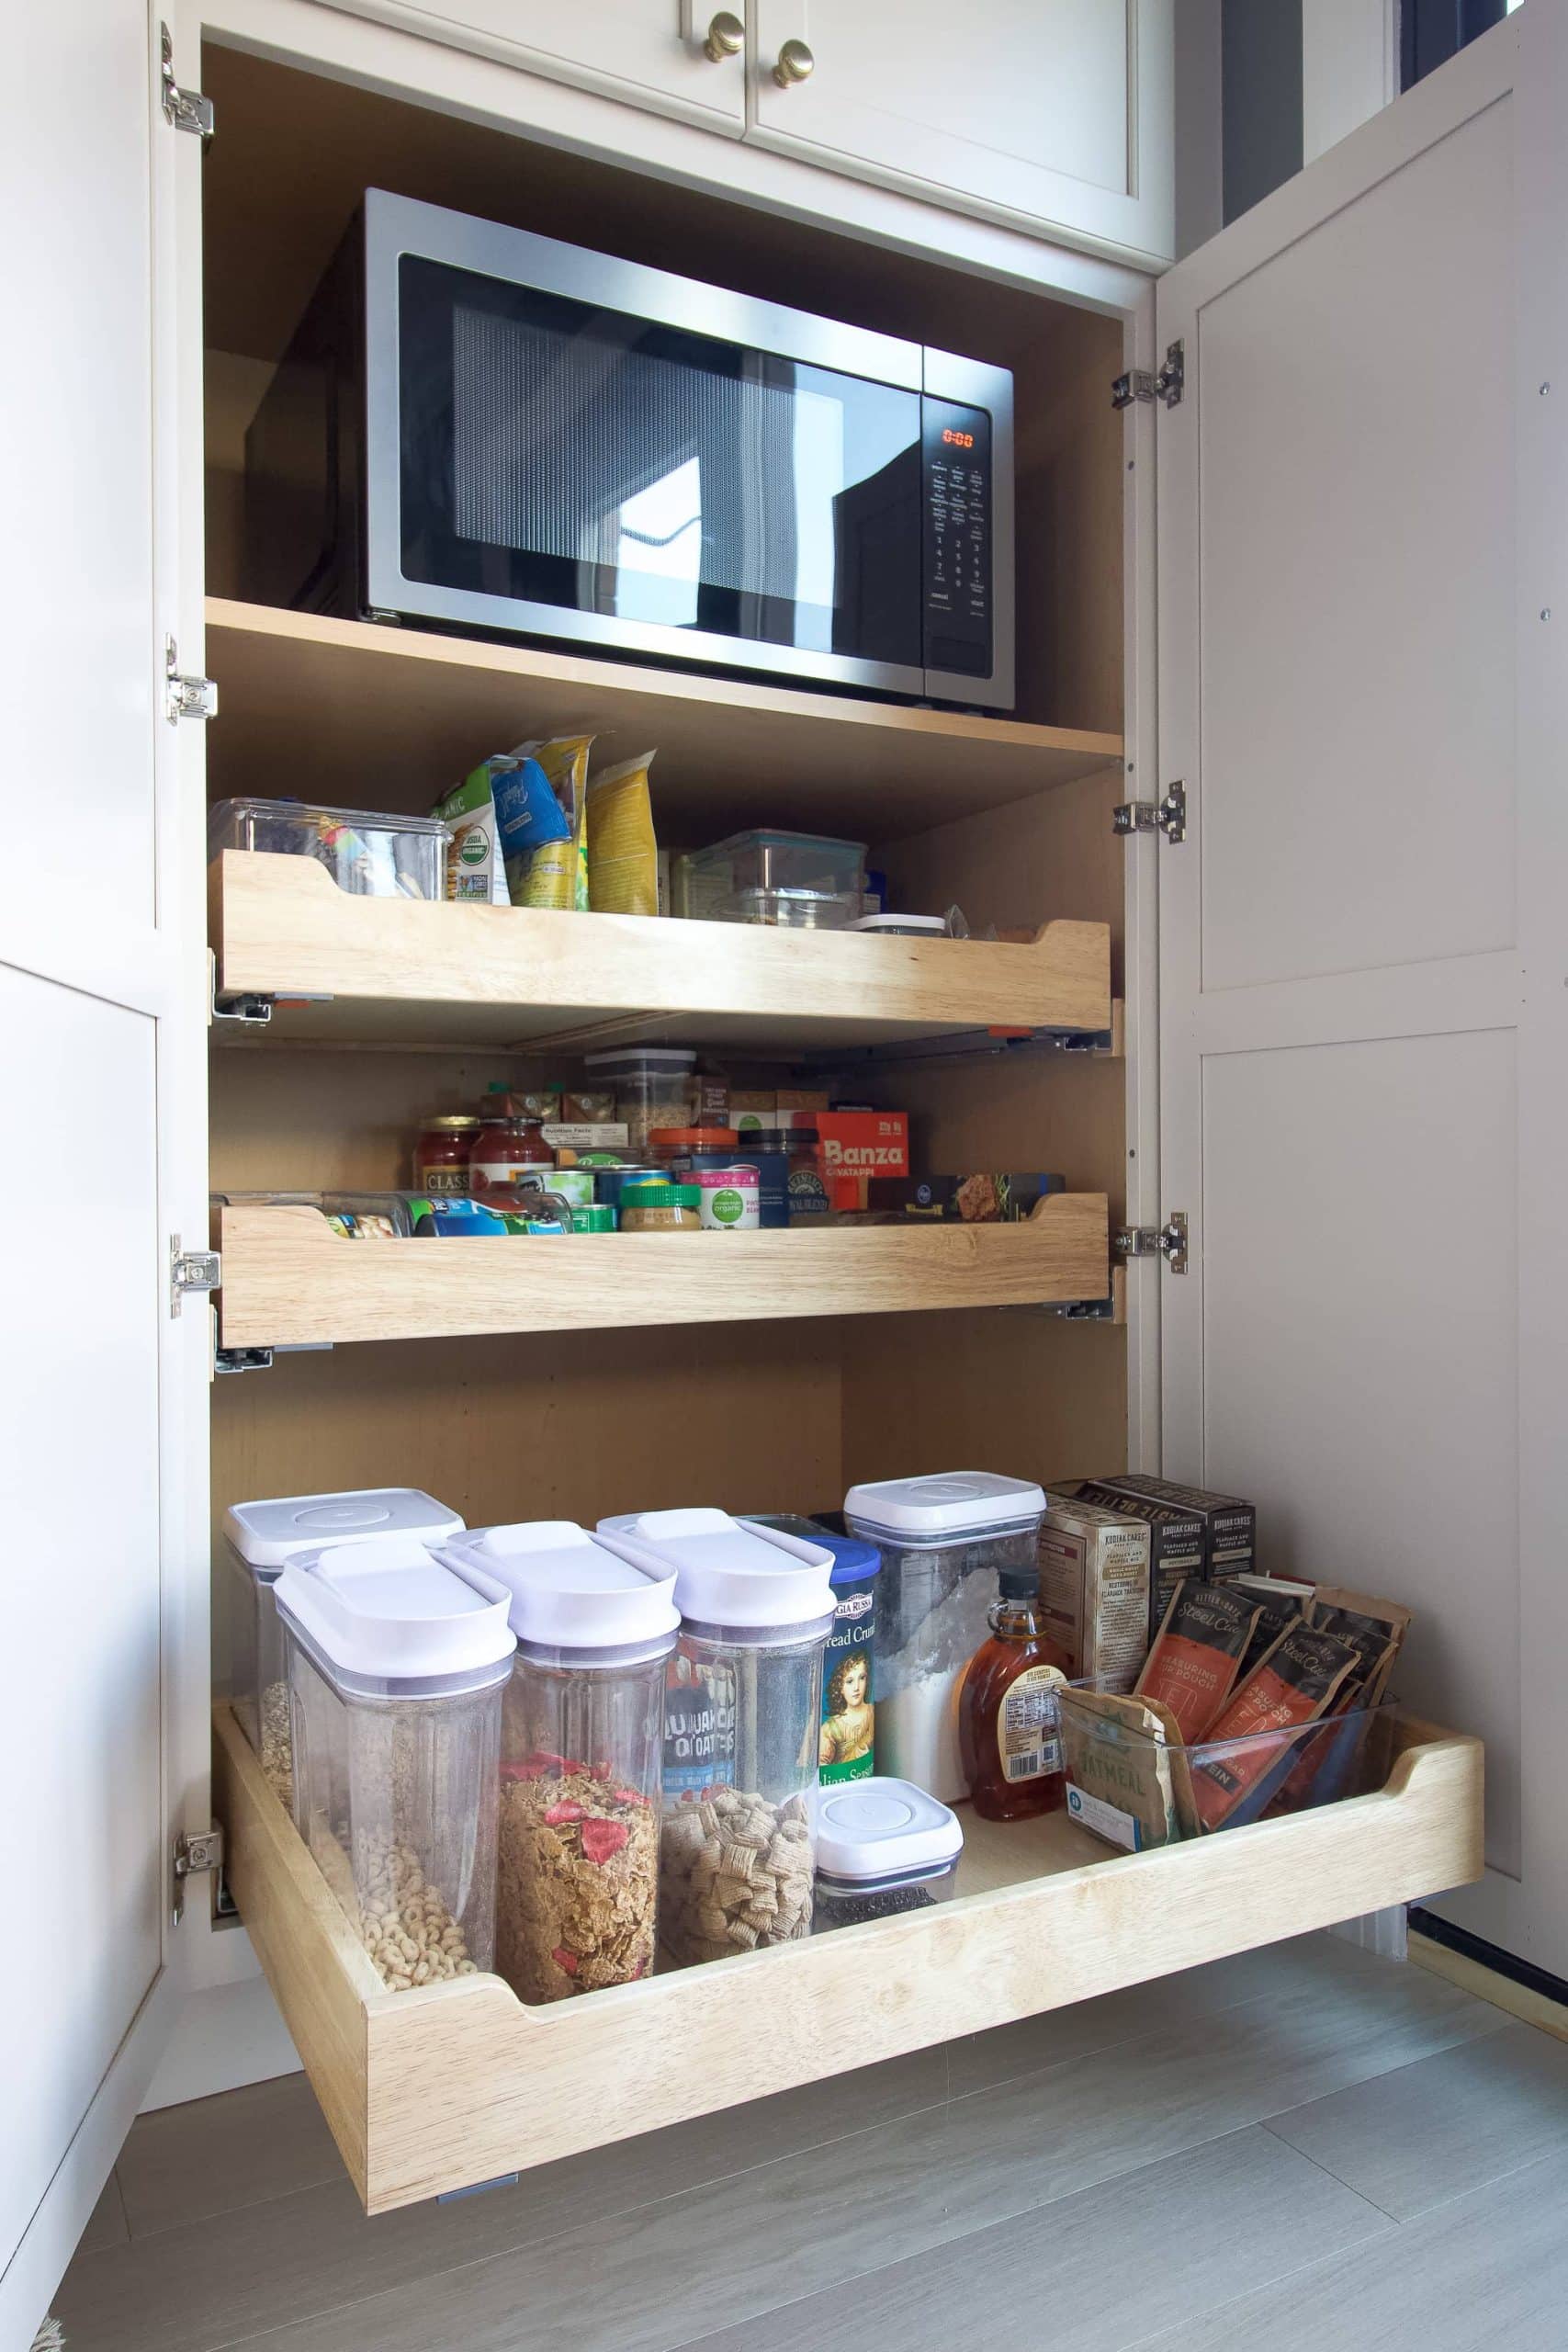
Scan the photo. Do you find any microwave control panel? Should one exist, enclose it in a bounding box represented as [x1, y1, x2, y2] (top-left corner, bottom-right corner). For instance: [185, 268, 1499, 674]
[921, 398, 992, 680]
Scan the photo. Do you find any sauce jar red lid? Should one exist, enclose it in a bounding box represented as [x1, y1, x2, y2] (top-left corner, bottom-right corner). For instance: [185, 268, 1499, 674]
[647, 1126, 741, 1151]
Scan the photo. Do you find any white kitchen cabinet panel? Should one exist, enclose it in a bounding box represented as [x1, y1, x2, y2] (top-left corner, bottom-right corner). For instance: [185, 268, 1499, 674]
[750, 0, 1174, 266]
[320, 0, 746, 131]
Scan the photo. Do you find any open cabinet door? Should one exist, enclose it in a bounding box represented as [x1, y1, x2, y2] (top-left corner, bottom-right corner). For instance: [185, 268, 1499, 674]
[1156, 7, 1568, 1976]
[0, 6, 211, 2337]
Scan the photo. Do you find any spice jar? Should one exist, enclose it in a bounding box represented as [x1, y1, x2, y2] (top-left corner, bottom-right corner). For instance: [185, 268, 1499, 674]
[413, 1114, 480, 1194]
[275, 1536, 514, 1984]
[441, 1522, 679, 2003]
[608, 1509, 835, 1965]
[220, 1487, 464, 1812]
[468, 1113, 553, 1205]
[618, 1180, 702, 1232]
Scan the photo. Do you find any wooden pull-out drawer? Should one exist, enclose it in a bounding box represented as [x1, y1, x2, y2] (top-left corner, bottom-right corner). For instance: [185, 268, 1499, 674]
[213, 1703, 1483, 2216]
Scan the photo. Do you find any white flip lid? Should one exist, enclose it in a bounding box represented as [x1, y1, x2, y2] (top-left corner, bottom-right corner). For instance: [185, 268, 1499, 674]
[225, 1487, 464, 1575]
[599, 1508, 835, 1632]
[274, 1534, 514, 1687]
[814, 1779, 964, 1881]
[438, 1522, 679, 1654]
[841, 1472, 1046, 1539]
[849, 913, 949, 934]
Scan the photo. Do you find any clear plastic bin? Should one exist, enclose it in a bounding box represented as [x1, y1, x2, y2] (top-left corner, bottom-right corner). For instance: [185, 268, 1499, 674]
[683, 829, 867, 904]
[276, 1536, 514, 1984]
[1058, 1688, 1401, 1849]
[581, 1048, 698, 1156]
[220, 1488, 464, 1810]
[716, 886, 863, 930]
[606, 1509, 835, 1966]
[209, 797, 449, 900]
[440, 1523, 679, 2003]
[811, 1778, 963, 1932]
[842, 1473, 1047, 1804]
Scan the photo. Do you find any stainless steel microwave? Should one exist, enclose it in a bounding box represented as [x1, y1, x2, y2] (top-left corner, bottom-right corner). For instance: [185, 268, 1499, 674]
[244, 189, 1014, 710]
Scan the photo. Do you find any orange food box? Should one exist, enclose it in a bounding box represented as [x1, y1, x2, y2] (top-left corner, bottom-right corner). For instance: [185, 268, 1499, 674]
[816, 1112, 909, 1211]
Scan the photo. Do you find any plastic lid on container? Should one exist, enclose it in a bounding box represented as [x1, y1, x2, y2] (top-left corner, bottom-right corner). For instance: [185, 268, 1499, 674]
[849, 913, 949, 936]
[439, 1522, 680, 1657]
[618, 1182, 700, 1208]
[274, 1535, 514, 1690]
[602, 1508, 835, 1633]
[841, 1472, 1047, 1539]
[814, 1778, 963, 1882]
[582, 1047, 697, 1071]
[224, 1487, 465, 1576]
[740, 1520, 878, 1588]
[648, 1127, 740, 1149]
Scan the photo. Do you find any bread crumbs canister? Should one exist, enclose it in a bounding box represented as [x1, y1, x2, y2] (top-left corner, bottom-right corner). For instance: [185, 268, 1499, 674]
[746, 1517, 880, 1784]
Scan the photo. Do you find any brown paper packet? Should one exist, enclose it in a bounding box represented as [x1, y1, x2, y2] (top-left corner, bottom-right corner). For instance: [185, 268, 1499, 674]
[1059, 1688, 1195, 1848]
[1307, 1586, 1412, 1704]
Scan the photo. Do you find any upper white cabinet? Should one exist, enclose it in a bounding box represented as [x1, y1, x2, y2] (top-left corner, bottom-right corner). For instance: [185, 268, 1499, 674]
[323, 1, 748, 130]
[750, 0, 1173, 264]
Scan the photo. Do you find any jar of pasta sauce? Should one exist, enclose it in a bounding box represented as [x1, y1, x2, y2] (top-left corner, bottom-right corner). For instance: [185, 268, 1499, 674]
[413, 1114, 480, 1194]
[469, 1114, 554, 1206]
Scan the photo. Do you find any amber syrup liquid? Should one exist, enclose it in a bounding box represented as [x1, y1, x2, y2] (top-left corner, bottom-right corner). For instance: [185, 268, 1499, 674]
[958, 1595, 1073, 1823]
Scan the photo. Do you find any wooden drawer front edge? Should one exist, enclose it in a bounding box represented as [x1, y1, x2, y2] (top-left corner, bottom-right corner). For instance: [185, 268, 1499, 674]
[215, 1707, 1482, 2216]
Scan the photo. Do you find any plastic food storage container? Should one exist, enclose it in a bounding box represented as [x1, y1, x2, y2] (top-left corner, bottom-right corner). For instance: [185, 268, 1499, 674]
[1058, 1690, 1400, 1849]
[208, 797, 449, 900]
[842, 1473, 1047, 1803]
[275, 1536, 514, 1984]
[681, 830, 867, 918]
[606, 1508, 836, 1965]
[812, 1779, 963, 1931]
[582, 1047, 698, 1155]
[220, 1488, 465, 1809]
[439, 1522, 680, 2003]
[716, 886, 863, 930]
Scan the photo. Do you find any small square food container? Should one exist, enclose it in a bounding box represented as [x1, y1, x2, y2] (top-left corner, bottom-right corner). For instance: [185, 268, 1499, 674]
[208, 797, 449, 900]
[812, 1779, 964, 1930]
[716, 886, 863, 930]
[220, 1488, 465, 1806]
[275, 1536, 514, 1983]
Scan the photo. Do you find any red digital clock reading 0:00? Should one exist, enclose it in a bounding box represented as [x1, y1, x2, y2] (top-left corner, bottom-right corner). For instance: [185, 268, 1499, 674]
[942, 427, 976, 449]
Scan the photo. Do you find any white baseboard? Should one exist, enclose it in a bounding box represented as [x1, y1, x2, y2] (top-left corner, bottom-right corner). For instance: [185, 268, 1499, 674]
[140, 1975, 301, 2112]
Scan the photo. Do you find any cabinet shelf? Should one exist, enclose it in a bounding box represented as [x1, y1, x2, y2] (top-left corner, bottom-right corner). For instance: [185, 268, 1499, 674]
[203, 600, 1124, 839]
[215, 1193, 1111, 1348]
[211, 851, 1112, 1053]
[213, 1702, 1483, 2215]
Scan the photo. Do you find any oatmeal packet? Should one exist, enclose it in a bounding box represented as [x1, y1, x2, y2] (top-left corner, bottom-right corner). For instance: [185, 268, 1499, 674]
[1134, 1578, 1262, 1742]
[1189, 1623, 1363, 1832]
[1060, 1688, 1189, 1850]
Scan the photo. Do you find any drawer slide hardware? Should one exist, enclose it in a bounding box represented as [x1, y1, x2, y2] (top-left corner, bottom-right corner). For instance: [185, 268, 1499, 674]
[216, 1346, 274, 1374]
[1115, 1215, 1189, 1275]
[164, 636, 218, 724]
[1114, 782, 1185, 843]
[173, 1826, 224, 1924]
[1112, 339, 1184, 410]
[170, 1237, 220, 1316]
[160, 25, 214, 141]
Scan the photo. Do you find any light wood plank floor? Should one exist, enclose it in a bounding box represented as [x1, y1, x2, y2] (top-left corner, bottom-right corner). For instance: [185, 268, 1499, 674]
[54, 1935, 1568, 2352]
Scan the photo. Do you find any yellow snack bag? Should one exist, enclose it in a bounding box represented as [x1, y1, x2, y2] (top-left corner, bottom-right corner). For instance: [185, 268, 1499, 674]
[511, 734, 593, 910]
[587, 750, 659, 918]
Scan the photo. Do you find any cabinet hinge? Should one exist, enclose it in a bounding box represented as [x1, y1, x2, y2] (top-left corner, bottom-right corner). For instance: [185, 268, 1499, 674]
[173, 1825, 224, 1924]
[171, 1236, 221, 1316]
[1111, 339, 1184, 411]
[160, 25, 213, 141]
[1114, 1215, 1189, 1275]
[164, 637, 218, 724]
[1113, 781, 1186, 843]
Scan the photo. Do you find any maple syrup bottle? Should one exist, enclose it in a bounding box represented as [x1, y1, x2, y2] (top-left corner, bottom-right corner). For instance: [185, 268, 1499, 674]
[958, 1566, 1074, 1822]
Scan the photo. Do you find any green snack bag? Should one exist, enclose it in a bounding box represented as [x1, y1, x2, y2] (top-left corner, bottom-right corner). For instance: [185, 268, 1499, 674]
[432, 761, 509, 905]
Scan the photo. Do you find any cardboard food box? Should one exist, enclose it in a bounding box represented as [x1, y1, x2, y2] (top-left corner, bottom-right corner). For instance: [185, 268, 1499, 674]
[815, 1111, 909, 1211]
[728, 1090, 777, 1135]
[1055, 1477, 1208, 1637]
[1039, 1496, 1152, 1692]
[1092, 1474, 1258, 1581]
[865, 1171, 1066, 1222]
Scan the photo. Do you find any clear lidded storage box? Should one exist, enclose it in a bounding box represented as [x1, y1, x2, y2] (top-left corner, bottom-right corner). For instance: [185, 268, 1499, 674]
[275, 1536, 514, 1985]
[812, 1778, 964, 1932]
[208, 797, 449, 900]
[679, 830, 868, 920]
[220, 1487, 465, 1811]
[581, 1047, 698, 1157]
[605, 1509, 836, 1965]
[842, 1473, 1048, 1804]
[438, 1522, 679, 2004]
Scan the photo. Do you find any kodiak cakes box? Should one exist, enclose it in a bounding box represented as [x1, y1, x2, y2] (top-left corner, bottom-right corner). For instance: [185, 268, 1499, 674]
[1055, 1478, 1207, 1638]
[1093, 1475, 1258, 1581]
[1039, 1495, 1151, 1693]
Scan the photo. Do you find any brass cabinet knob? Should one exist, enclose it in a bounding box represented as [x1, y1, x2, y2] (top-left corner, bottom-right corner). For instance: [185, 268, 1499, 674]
[772, 36, 815, 85]
[703, 10, 744, 60]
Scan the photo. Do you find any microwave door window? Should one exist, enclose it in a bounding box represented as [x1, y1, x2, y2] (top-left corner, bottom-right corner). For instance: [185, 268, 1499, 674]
[398, 257, 922, 670]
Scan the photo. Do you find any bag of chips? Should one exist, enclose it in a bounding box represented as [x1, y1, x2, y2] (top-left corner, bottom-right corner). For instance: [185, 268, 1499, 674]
[511, 734, 593, 910]
[587, 750, 659, 918]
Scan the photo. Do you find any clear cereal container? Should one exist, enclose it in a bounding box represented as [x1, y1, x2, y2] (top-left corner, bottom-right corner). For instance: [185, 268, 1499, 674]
[208, 797, 449, 900]
[220, 1488, 464, 1812]
[275, 1537, 514, 1987]
[581, 1047, 697, 1157]
[441, 1522, 679, 2004]
[842, 1473, 1047, 1804]
[605, 1509, 835, 1967]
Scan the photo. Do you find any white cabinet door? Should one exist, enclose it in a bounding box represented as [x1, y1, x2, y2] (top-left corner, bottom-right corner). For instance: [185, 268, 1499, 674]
[0, 7, 209, 2337]
[750, 0, 1173, 266]
[1156, 12, 1568, 1973]
[321, 0, 747, 131]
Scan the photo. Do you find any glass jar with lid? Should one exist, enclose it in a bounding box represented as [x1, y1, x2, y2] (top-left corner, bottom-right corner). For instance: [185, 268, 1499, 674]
[618, 1181, 702, 1232]
[468, 1113, 554, 1205]
[606, 1509, 835, 1965]
[413, 1114, 480, 1193]
[440, 1521, 680, 2003]
[276, 1535, 514, 1984]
